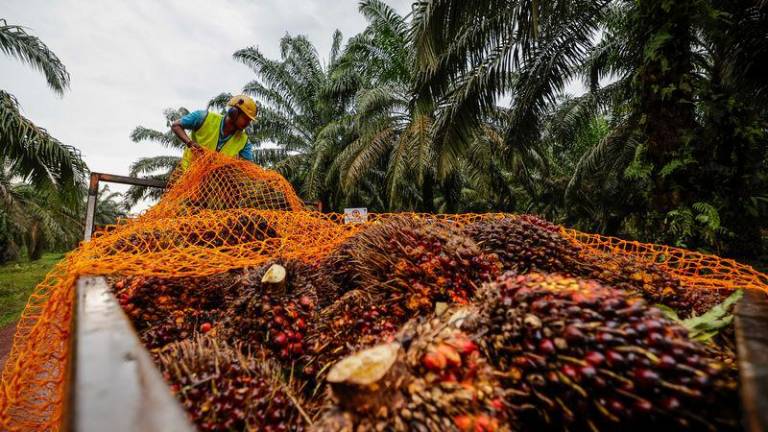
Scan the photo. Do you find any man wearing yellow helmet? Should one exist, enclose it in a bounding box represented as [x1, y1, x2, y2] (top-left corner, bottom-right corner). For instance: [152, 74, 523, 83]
[171, 94, 258, 169]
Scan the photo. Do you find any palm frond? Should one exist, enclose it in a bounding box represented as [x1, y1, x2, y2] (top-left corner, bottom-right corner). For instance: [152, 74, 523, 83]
[329, 29, 344, 67]
[124, 172, 171, 208]
[0, 91, 87, 204]
[129, 156, 180, 176]
[130, 126, 183, 149]
[0, 19, 70, 94]
[251, 148, 289, 167]
[208, 93, 232, 112]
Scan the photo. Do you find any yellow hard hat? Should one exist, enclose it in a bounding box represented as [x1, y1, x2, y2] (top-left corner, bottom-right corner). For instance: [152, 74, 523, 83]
[227, 94, 258, 121]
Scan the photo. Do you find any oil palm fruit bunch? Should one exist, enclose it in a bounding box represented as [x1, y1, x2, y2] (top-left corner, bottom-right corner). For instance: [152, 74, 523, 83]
[400, 315, 510, 432]
[222, 262, 318, 362]
[304, 289, 404, 382]
[582, 254, 724, 318]
[325, 216, 501, 314]
[467, 272, 739, 432]
[115, 276, 182, 326]
[313, 315, 508, 432]
[463, 215, 584, 274]
[113, 273, 240, 328]
[138, 307, 220, 349]
[463, 216, 716, 317]
[237, 259, 340, 309]
[157, 336, 309, 431]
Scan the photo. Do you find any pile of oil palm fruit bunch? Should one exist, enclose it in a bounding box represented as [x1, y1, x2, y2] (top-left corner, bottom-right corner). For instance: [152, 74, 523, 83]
[111, 215, 744, 431]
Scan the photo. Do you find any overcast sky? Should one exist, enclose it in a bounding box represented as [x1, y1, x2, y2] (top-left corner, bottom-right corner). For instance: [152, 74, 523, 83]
[1, 0, 412, 200]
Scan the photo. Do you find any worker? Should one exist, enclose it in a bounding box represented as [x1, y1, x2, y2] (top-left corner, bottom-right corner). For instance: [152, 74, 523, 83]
[171, 94, 258, 170]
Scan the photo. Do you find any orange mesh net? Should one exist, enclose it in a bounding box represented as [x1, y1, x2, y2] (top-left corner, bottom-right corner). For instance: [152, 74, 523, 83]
[1, 150, 766, 430]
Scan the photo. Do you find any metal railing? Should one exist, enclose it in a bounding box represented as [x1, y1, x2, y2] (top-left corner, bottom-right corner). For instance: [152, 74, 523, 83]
[84, 173, 166, 241]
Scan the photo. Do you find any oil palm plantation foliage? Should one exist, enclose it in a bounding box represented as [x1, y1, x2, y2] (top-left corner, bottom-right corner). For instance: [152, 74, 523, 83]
[122, 1, 768, 258]
[0, 19, 91, 262]
[409, 0, 768, 255]
[215, 0, 766, 258]
[0, 163, 126, 262]
[222, 31, 352, 210]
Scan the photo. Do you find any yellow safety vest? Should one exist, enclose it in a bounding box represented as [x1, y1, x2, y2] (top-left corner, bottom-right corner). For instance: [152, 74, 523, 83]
[181, 112, 248, 170]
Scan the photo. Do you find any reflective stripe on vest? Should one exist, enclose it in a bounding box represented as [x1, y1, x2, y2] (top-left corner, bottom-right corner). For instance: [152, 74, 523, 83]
[181, 112, 248, 170]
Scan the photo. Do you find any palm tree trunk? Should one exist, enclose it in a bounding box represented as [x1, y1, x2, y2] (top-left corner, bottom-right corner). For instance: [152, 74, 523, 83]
[635, 0, 698, 213]
[420, 173, 435, 213]
[27, 222, 45, 261]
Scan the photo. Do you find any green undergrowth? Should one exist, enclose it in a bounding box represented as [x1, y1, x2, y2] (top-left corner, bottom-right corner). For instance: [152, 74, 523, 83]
[0, 253, 64, 327]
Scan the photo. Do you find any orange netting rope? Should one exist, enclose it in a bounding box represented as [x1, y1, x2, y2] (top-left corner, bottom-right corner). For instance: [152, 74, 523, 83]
[1, 150, 766, 431]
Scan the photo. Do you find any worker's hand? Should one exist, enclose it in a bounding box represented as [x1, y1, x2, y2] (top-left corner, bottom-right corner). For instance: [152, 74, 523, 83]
[186, 140, 203, 151]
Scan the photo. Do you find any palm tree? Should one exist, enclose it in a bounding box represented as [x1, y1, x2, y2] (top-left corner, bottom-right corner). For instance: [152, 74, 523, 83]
[0, 163, 81, 262]
[0, 19, 87, 202]
[330, 0, 440, 211]
[91, 185, 127, 225]
[411, 1, 607, 177]
[225, 31, 355, 210]
[411, 0, 768, 256]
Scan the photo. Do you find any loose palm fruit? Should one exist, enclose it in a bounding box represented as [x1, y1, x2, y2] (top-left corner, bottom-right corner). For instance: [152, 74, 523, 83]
[467, 272, 739, 432]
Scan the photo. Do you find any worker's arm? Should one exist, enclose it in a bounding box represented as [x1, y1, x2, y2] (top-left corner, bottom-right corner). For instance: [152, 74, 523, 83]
[171, 110, 208, 150]
[171, 121, 201, 149]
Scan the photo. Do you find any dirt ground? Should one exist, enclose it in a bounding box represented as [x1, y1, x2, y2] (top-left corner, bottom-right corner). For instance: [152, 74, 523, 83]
[0, 321, 17, 371]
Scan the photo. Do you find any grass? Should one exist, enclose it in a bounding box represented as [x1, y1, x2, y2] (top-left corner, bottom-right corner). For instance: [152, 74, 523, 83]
[0, 253, 64, 328]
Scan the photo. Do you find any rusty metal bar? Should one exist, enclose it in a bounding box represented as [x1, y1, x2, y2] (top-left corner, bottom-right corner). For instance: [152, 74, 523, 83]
[90, 172, 168, 189]
[83, 174, 99, 241]
[69, 276, 193, 432]
[83, 173, 168, 240]
[735, 289, 768, 432]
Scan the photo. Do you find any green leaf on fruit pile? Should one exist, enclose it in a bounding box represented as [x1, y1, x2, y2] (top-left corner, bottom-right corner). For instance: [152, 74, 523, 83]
[656, 304, 681, 321]
[655, 290, 743, 341]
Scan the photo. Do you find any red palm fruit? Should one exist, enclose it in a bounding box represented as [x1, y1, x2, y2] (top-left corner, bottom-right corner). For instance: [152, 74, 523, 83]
[437, 343, 462, 367]
[454, 415, 474, 431]
[272, 332, 288, 346]
[422, 350, 448, 371]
